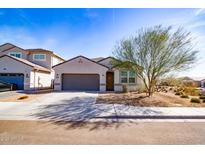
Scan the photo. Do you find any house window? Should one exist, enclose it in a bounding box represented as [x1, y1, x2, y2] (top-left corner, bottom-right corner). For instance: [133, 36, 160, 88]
[9, 52, 22, 58]
[120, 71, 136, 84]
[120, 71, 128, 83]
[129, 71, 136, 83]
[33, 54, 46, 61]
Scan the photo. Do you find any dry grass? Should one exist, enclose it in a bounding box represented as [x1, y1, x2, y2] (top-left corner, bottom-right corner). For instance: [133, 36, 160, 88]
[97, 92, 205, 107]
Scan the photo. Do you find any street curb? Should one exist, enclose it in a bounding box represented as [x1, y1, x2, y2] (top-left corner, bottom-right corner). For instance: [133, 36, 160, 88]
[94, 115, 205, 119]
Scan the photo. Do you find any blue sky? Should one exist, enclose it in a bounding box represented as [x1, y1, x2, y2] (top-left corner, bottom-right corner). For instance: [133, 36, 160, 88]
[0, 8, 205, 77]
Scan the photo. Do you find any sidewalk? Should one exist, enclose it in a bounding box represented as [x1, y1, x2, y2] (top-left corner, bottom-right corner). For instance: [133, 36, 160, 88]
[113, 105, 205, 117]
[93, 105, 205, 122]
[1, 102, 205, 122]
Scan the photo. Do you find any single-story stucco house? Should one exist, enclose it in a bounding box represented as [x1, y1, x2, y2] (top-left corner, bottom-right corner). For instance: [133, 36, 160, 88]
[0, 43, 65, 90]
[53, 56, 143, 92]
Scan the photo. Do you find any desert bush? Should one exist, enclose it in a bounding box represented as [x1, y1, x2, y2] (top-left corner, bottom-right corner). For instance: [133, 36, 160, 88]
[177, 87, 184, 92]
[180, 95, 189, 98]
[122, 84, 128, 93]
[183, 87, 199, 96]
[199, 96, 205, 99]
[203, 99, 205, 103]
[190, 98, 201, 103]
[175, 92, 183, 95]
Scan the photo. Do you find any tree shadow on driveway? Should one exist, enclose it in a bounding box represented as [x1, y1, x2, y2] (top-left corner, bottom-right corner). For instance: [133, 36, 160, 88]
[30, 95, 163, 131]
[30, 96, 123, 130]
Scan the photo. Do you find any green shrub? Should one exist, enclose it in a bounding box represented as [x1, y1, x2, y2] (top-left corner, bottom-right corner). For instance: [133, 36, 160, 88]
[190, 98, 201, 103]
[199, 96, 205, 99]
[181, 95, 189, 98]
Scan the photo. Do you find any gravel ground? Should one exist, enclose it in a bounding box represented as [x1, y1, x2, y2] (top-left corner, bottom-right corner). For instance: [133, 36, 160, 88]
[0, 120, 205, 144]
[97, 92, 205, 107]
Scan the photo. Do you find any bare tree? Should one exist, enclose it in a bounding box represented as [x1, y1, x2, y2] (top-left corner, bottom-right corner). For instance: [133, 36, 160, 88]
[113, 25, 198, 96]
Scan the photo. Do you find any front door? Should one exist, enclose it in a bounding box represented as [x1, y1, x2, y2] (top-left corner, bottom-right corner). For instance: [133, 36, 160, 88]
[106, 72, 114, 91]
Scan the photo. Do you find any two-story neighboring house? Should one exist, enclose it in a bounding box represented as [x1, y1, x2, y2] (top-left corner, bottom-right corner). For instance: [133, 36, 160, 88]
[0, 43, 64, 90]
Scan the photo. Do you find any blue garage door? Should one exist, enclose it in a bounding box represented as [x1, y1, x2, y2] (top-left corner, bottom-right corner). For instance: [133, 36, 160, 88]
[0, 73, 24, 90]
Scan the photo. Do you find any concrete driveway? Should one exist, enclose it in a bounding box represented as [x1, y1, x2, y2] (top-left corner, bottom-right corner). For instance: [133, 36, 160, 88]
[0, 92, 116, 121]
[1, 91, 205, 122]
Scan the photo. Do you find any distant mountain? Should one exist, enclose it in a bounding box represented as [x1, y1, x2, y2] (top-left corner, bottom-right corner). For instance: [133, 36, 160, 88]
[179, 76, 205, 81]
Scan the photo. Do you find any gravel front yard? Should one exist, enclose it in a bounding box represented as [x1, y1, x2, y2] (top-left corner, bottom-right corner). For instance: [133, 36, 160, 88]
[96, 92, 205, 107]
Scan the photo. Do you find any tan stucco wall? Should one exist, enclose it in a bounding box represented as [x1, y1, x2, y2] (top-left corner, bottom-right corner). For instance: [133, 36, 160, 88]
[0, 47, 28, 59]
[0, 56, 32, 90]
[51, 56, 64, 67]
[53, 56, 108, 91]
[28, 52, 52, 69]
[30, 71, 52, 89]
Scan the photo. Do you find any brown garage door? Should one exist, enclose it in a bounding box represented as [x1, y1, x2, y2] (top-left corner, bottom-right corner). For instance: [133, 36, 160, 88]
[62, 74, 100, 91]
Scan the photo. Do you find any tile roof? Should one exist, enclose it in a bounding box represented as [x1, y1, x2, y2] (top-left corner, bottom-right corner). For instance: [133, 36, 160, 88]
[26, 48, 53, 53]
[53, 55, 109, 69]
[91, 57, 105, 62]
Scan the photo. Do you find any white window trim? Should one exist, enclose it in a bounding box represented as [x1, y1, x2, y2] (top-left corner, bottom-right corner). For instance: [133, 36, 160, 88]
[120, 70, 136, 84]
[120, 71, 128, 83]
[9, 52, 22, 58]
[33, 54, 46, 61]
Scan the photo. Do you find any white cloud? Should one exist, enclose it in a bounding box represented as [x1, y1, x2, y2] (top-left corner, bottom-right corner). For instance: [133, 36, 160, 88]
[194, 8, 205, 16]
[0, 26, 59, 51]
[187, 21, 205, 29]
